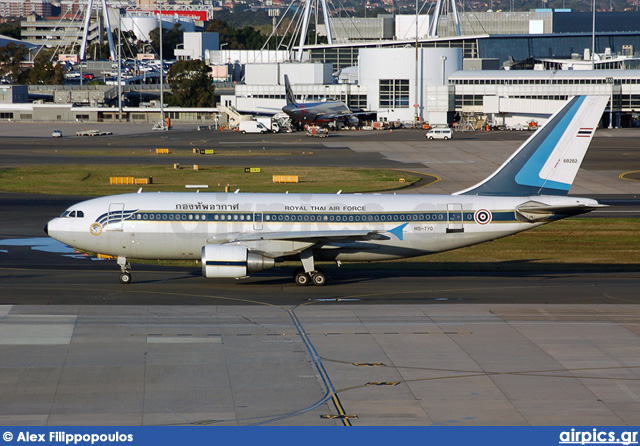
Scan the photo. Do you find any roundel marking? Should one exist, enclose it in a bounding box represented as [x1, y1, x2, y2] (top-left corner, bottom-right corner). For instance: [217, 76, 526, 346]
[90, 222, 103, 236]
[474, 209, 492, 225]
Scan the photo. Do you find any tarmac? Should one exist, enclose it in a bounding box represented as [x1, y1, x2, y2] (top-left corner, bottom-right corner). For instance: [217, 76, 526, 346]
[0, 123, 639, 426]
[1, 303, 638, 426]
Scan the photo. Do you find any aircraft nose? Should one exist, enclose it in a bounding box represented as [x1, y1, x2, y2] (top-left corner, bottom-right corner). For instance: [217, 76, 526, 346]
[44, 218, 59, 237]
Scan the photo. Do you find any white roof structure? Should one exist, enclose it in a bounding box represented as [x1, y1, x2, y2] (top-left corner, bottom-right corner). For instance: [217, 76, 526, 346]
[449, 69, 640, 80]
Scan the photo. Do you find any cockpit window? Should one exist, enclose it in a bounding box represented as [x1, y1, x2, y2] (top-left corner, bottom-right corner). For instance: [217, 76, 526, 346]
[61, 210, 84, 218]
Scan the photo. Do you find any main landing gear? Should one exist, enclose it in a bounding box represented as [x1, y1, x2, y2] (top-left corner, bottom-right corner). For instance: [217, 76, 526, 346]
[118, 256, 132, 284]
[293, 249, 327, 286]
[293, 267, 326, 287]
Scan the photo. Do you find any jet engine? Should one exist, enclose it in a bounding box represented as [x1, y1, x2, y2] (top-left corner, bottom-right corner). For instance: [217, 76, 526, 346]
[201, 245, 275, 279]
[348, 116, 360, 126]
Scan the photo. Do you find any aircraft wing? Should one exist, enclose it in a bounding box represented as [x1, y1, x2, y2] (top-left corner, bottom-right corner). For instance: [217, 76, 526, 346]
[320, 111, 372, 121]
[207, 229, 390, 258]
[234, 229, 388, 243]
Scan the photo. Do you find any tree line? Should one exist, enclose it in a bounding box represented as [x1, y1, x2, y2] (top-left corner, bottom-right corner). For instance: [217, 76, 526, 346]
[0, 44, 64, 85]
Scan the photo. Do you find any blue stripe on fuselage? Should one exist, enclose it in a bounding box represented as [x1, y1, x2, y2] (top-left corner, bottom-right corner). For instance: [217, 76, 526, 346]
[120, 210, 521, 224]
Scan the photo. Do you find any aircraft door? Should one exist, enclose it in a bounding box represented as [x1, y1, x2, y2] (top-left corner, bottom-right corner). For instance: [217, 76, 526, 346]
[107, 203, 125, 231]
[446, 203, 464, 233]
[253, 212, 263, 230]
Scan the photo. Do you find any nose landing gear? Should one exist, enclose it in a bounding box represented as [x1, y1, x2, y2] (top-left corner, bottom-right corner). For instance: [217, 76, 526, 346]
[118, 256, 131, 284]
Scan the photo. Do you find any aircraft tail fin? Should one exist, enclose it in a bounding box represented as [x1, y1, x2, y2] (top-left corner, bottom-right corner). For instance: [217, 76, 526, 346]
[455, 95, 608, 197]
[284, 74, 297, 106]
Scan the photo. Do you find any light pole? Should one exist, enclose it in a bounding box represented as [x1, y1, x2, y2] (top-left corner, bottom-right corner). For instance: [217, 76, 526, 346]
[414, 0, 419, 124]
[118, 14, 122, 121]
[591, 0, 596, 70]
[158, 12, 164, 128]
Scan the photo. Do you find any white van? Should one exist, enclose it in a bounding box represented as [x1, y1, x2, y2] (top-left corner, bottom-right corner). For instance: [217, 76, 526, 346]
[238, 121, 268, 134]
[426, 128, 453, 140]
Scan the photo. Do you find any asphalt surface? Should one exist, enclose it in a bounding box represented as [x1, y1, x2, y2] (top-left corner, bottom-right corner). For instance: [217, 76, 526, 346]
[0, 124, 414, 168]
[0, 124, 637, 168]
[1, 124, 640, 427]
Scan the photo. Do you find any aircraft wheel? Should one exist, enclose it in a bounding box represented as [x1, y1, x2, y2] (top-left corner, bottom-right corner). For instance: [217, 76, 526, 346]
[311, 270, 326, 287]
[119, 272, 132, 284]
[294, 269, 311, 286]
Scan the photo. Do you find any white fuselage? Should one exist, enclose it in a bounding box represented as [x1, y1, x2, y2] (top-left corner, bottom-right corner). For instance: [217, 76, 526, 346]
[45, 192, 595, 262]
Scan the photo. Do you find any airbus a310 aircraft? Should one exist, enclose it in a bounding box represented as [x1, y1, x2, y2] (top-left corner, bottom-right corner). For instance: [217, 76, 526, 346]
[45, 95, 608, 286]
[281, 74, 370, 128]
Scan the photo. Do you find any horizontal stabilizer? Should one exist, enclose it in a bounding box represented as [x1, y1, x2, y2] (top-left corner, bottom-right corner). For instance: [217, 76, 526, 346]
[515, 201, 607, 222]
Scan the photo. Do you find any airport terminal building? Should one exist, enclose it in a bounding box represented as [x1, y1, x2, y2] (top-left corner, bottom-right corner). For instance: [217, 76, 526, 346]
[4, 58, 639, 128]
[450, 69, 640, 128]
[222, 51, 640, 128]
[2, 9, 640, 127]
[220, 9, 640, 127]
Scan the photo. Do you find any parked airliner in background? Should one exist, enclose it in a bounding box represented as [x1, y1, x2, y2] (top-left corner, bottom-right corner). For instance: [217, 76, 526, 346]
[45, 95, 608, 286]
[281, 74, 372, 129]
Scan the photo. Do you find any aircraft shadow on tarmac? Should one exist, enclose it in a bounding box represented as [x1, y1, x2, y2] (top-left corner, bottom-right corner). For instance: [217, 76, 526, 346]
[237, 260, 640, 286]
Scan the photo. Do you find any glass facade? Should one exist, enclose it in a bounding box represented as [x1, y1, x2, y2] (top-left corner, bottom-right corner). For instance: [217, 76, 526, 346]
[379, 79, 410, 108]
[308, 39, 478, 70]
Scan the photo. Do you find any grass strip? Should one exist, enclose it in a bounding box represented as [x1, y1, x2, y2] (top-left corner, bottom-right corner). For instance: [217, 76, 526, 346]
[0, 165, 419, 195]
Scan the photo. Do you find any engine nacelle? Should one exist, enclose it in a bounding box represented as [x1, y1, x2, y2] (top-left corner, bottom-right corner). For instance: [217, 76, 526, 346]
[348, 116, 360, 126]
[201, 245, 275, 279]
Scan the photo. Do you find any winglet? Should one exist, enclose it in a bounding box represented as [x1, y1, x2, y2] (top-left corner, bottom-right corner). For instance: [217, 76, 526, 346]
[455, 95, 609, 197]
[284, 74, 297, 106]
